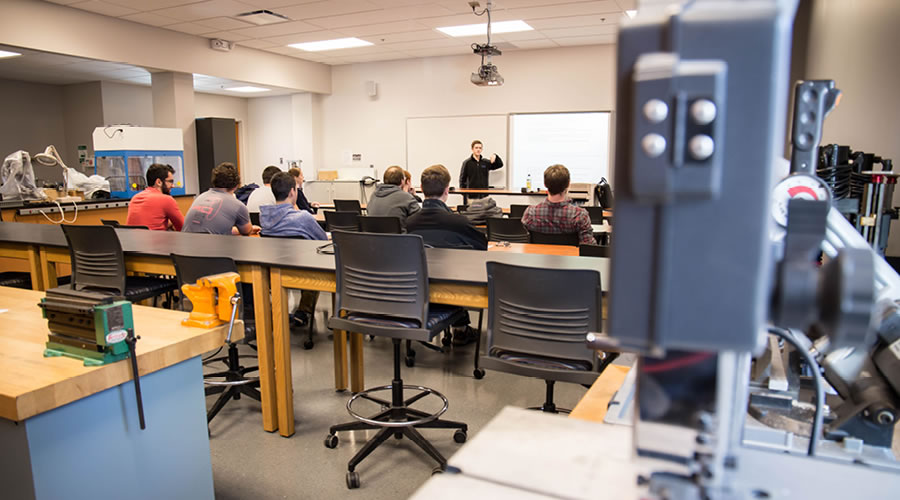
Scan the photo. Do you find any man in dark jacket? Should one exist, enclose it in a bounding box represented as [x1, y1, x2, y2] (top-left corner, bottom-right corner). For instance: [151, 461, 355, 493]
[367, 166, 421, 229]
[407, 164, 486, 345]
[459, 139, 503, 190]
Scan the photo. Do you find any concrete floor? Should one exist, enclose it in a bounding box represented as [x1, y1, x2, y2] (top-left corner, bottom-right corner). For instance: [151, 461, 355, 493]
[204, 301, 606, 499]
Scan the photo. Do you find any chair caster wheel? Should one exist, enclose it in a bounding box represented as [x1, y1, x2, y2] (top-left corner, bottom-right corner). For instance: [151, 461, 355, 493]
[405, 356, 415, 367]
[473, 368, 485, 379]
[441, 335, 452, 347]
[408, 348, 416, 358]
[303, 340, 314, 350]
[346, 471, 360, 489]
[394, 431, 403, 440]
[324, 434, 338, 449]
[453, 429, 467, 443]
[431, 466, 444, 476]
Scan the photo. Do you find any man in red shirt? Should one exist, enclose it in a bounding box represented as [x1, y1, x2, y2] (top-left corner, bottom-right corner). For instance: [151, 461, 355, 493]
[126, 163, 184, 231]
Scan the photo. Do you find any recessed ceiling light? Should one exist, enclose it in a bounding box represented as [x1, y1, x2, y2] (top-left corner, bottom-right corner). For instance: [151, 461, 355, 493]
[226, 86, 270, 93]
[235, 9, 289, 26]
[625, 10, 637, 18]
[288, 38, 373, 52]
[436, 20, 533, 37]
[0, 50, 22, 59]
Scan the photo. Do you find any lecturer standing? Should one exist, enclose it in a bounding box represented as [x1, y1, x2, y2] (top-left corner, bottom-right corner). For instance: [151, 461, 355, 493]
[459, 139, 503, 190]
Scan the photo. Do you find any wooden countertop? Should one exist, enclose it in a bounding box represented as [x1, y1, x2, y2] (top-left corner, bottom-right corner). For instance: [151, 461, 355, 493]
[0, 287, 242, 422]
[568, 364, 630, 422]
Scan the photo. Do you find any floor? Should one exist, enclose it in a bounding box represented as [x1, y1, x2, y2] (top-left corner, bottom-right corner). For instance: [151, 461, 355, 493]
[205, 300, 613, 499]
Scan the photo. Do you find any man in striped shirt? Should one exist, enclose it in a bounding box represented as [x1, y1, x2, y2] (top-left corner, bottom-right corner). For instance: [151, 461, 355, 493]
[521, 164, 594, 245]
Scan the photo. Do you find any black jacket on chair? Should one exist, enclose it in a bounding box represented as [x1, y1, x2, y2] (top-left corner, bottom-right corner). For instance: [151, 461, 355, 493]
[406, 199, 487, 251]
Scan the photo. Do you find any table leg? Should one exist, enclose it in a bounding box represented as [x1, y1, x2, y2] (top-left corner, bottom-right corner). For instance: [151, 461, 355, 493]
[27, 245, 44, 291]
[249, 265, 278, 433]
[270, 267, 295, 437]
[349, 332, 364, 393]
[332, 296, 348, 391]
[39, 249, 58, 290]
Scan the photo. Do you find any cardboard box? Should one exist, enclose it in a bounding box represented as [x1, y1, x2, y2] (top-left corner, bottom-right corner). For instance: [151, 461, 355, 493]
[318, 170, 338, 181]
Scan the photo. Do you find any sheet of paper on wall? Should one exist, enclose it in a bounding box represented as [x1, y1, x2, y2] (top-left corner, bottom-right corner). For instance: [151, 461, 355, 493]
[341, 150, 352, 165]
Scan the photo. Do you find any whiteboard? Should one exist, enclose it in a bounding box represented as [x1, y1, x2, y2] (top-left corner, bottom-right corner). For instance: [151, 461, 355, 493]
[509, 112, 611, 191]
[406, 115, 508, 190]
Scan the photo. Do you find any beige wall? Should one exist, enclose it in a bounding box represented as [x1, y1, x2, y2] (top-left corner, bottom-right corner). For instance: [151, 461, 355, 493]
[0, 78, 68, 170]
[101, 81, 154, 127]
[319, 45, 616, 176]
[804, 0, 900, 254]
[61, 82, 103, 172]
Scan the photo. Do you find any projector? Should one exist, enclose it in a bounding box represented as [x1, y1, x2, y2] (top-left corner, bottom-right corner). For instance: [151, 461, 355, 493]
[471, 64, 504, 86]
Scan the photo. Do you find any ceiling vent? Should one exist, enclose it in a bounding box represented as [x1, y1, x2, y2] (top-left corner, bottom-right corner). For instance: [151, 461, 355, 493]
[234, 10, 290, 26]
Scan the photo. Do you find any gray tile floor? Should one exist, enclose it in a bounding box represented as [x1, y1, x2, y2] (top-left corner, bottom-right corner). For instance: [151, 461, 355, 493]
[205, 302, 609, 499]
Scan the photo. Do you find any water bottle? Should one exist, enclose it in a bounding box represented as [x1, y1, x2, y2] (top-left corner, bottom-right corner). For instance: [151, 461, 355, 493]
[526, 174, 532, 191]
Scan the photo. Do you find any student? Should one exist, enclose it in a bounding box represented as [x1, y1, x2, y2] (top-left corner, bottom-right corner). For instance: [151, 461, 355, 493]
[288, 167, 319, 214]
[183, 162, 259, 235]
[126, 163, 184, 231]
[367, 166, 421, 229]
[459, 139, 503, 190]
[402, 169, 423, 202]
[259, 172, 327, 240]
[521, 164, 594, 244]
[246, 165, 282, 213]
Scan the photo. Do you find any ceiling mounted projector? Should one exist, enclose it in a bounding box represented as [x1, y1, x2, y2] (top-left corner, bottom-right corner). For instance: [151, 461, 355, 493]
[469, 0, 503, 87]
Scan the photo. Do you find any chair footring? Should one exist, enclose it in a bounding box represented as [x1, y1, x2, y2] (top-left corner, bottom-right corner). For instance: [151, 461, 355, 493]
[346, 383, 450, 428]
[527, 404, 571, 414]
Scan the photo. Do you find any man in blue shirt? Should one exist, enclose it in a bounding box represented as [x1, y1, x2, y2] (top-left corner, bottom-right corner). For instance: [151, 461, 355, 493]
[259, 172, 327, 240]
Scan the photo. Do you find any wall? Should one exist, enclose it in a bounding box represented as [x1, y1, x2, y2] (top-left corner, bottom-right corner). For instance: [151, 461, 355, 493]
[319, 44, 617, 181]
[0, 78, 68, 170]
[101, 81, 153, 127]
[804, 0, 900, 254]
[61, 82, 103, 172]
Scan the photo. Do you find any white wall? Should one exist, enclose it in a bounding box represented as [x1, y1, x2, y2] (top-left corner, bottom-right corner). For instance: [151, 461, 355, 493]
[804, 0, 900, 254]
[101, 81, 153, 127]
[246, 95, 295, 186]
[319, 45, 617, 179]
[0, 78, 68, 170]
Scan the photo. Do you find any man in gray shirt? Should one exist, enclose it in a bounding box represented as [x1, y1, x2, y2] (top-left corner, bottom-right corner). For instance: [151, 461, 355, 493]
[367, 165, 421, 229]
[183, 162, 260, 235]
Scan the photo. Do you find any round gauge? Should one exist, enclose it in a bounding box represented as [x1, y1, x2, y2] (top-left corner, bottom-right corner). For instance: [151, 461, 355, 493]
[771, 174, 831, 227]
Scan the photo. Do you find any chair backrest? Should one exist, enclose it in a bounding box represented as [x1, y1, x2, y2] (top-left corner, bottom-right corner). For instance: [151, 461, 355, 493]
[61, 225, 127, 295]
[456, 204, 467, 213]
[509, 204, 529, 219]
[529, 231, 580, 246]
[101, 219, 120, 227]
[120, 225, 149, 230]
[579, 244, 610, 258]
[358, 215, 402, 234]
[249, 212, 260, 226]
[486, 217, 529, 243]
[486, 262, 600, 368]
[333, 199, 362, 214]
[259, 232, 308, 239]
[583, 206, 604, 225]
[324, 211, 360, 232]
[332, 231, 428, 326]
[170, 254, 239, 311]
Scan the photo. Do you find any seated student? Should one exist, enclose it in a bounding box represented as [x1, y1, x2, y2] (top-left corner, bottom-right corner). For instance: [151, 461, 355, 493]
[126, 163, 184, 231]
[259, 172, 327, 240]
[406, 164, 486, 345]
[288, 167, 319, 214]
[246, 165, 282, 213]
[463, 196, 502, 225]
[260, 171, 326, 327]
[366, 166, 421, 229]
[183, 162, 260, 235]
[522, 164, 594, 245]
[403, 169, 423, 202]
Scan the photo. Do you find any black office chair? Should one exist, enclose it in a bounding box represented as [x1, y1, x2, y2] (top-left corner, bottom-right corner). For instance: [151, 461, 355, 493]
[0, 272, 33, 289]
[529, 231, 580, 246]
[584, 206, 604, 225]
[324, 231, 468, 489]
[509, 204, 529, 219]
[456, 204, 467, 213]
[579, 244, 610, 258]
[480, 262, 617, 413]
[101, 219, 148, 230]
[258, 233, 318, 349]
[61, 225, 177, 303]
[486, 217, 530, 243]
[170, 254, 261, 424]
[333, 199, 362, 214]
[249, 212, 260, 226]
[101, 219, 120, 227]
[357, 215, 402, 234]
[324, 211, 360, 232]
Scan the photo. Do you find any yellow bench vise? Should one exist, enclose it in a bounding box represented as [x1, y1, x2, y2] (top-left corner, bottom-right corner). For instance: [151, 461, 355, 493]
[181, 272, 241, 329]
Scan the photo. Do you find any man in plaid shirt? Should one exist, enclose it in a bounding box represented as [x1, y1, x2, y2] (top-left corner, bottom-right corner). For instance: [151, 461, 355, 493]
[521, 164, 594, 245]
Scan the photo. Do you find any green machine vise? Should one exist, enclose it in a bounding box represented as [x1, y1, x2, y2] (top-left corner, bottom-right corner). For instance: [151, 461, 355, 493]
[39, 287, 134, 366]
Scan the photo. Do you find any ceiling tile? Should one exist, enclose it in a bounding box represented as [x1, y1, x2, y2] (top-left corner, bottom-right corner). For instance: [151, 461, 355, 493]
[69, 0, 139, 17]
[615, 0, 636, 10]
[205, 30, 254, 41]
[103, 0, 191, 10]
[165, 22, 219, 35]
[404, 46, 471, 57]
[278, 0, 380, 20]
[506, 38, 559, 49]
[336, 20, 431, 37]
[553, 33, 616, 46]
[194, 16, 256, 31]
[433, 0, 478, 14]
[528, 14, 617, 30]
[378, 37, 461, 51]
[236, 0, 321, 7]
[236, 38, 280, 49]
[494, 0, 603, 9]
[151, 0, 258, 22]
[261, 30, 345, 45]
[503, 1, 622, 20]
[101, 68, 152, 79]
[230, 19, 321, 37]
[338, 52, 408, 64]
[308, 4, 454, 29]
[358, 29, 446, 44]
[120, 12, 182, 26]
[540, 25, 617, 38]
[417, 11, 516, 28]
[493, 30, 547, 42]
[44, 0, 83, 4]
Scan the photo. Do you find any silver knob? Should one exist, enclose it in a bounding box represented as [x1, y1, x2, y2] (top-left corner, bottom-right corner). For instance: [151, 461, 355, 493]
[643, 99, 668, 123]
[690, 99, 717, 125]
[642, 133, 667, 158]
[688, 134, 715, 160]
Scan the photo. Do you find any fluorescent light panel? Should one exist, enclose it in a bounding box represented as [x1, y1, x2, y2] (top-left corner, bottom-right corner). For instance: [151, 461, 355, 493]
[0, 50, 22, 59]
[227, 86, 270, 93]
[625, 10, 637, 18]
[289, 37, 372, 52]
[437, 20, 532, 37]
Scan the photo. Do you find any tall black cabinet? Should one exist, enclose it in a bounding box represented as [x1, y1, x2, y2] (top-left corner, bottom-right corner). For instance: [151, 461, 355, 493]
[195, 117, 237, 193]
